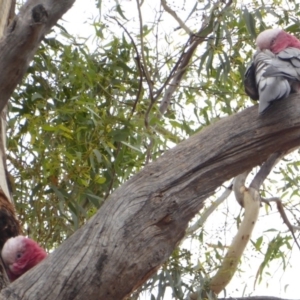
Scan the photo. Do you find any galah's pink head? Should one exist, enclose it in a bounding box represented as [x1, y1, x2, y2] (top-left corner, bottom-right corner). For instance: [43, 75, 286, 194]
[256, 28, 300, 53]
[1, 235, 47, 281]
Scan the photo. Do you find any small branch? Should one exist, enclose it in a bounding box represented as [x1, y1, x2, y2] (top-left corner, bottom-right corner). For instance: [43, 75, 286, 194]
[154, 38, 190, 102]
[158, 35, 203, 115]
[135, 0, 154, 102]
[174, 2, 198, 32]
[250, 152, 283, 190]
[291, 225, 300, 231]
[158, 0, 233, 115]
[160, 0, 193, 35]
[185, 183, 233, 236]
[158, 3, 219, 115]
[209, 186, 260, 295]
[104, 142, 122, 199]
[108, 17, 143, 119]
[262, 197, 300, 250]
[218, 297, 299, 300]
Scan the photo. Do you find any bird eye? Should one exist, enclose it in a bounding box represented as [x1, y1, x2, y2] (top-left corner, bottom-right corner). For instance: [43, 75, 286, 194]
[16, 253, 22, 259]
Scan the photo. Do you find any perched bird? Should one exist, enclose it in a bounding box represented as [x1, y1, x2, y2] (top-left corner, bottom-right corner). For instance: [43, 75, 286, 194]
[244, 28, 300, 113]
[1, 235, 47, 281]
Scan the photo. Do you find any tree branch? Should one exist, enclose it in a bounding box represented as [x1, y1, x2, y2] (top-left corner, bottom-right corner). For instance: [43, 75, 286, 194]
[262, 196, 300, 250]
[0, 1, 13, 33]
[250, 152, 283, 190]
[158, 2, 233, 115]
[0, 0, 21, 291]
[108, 17, 144, 119]
[0, 0, 76, 114]
[2, 95, 300, 299]
[160, 0, 193, 35]
[218, 297, 299, 300]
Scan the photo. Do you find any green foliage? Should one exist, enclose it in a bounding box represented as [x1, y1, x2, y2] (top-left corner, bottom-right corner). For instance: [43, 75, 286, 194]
[8, 0, 300, 298]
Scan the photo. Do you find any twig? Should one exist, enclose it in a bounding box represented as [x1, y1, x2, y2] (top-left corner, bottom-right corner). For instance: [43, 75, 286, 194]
[174, 2, 198, 32]
[135, 0, 154, 128]
[250, 152, 283, 190]
[160, 0, 193, 35]
[158, 3, 220, 115]
[185, 183, 233, 236]
[262, 197, 300, 250]
[218, 297, 299, 300]
[154, 38, 191, 102]
[135, 0, 157, 164]
[108, 17, 143, 119]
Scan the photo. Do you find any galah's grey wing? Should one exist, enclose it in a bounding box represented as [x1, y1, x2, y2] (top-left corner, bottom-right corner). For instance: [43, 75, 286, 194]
[278, 47, 300, 66]
[263, 47, 300, 84]
[253, 50, 291, 113]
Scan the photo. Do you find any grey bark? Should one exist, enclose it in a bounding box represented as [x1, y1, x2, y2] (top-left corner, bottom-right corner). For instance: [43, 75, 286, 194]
[2, 95, 300, 299]
[0, 0, 76, 114]
[219, 297, 299, 300]
[0, 0, 75, 295]
[0, 0, 21, 292]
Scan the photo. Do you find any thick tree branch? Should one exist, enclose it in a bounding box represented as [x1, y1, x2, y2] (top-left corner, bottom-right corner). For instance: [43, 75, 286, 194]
[1, 95, 300, 299]
[0, 0, 76, 114]
[219, 297, 298, 300]
[0, 0, 21, 291]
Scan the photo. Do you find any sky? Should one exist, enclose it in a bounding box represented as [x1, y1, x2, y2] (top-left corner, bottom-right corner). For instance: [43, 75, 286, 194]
[63, 1, 97, 37]
[61, 1, 300, 299]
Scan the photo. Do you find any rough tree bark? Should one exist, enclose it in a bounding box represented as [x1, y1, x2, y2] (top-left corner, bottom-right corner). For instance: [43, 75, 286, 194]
[0, 0, 20, 290]
[1, 95, 300, 299]
[0, 0, 76, 113]
[0, 0, 16, 217]
[219, 297, 299, 300]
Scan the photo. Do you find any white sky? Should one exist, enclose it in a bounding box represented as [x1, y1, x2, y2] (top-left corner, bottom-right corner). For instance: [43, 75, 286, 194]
[62, 1, 97, 37]
[62, 1, 300, 299]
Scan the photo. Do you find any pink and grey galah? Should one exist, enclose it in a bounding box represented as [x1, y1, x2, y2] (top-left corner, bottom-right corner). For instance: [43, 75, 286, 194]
[244, 28, 300, 113]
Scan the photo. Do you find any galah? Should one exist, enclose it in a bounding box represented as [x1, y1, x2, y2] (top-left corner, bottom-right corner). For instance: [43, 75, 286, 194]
[1, 235, 47, 281]
[244, 28, 300, 113]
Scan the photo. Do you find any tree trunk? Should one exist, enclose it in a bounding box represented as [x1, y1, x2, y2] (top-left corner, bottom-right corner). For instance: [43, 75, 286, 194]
[1, 96, 300, 299]
[0, 0, 20, 290]
[0, 0, 17, 204]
